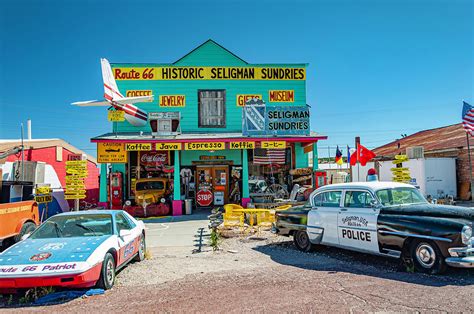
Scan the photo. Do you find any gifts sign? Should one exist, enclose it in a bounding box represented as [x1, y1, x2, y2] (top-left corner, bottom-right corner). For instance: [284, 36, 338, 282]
[140, 151, 169, 170]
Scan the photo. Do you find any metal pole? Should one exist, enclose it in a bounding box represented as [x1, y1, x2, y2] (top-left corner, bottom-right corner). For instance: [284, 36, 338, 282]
[466, 133, 474, 200]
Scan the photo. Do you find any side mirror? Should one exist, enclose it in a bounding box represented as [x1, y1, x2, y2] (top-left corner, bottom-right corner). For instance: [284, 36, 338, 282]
[370, 200, 379, 208]
[21, 233, 31, 241]
[119, 229, 132, 238]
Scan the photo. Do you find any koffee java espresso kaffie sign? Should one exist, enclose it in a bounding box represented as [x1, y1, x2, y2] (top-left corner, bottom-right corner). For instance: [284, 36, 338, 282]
[243, 104, 310, 137]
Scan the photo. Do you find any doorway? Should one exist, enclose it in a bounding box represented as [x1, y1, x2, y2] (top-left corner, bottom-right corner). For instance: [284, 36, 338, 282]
[195, 165, 229, 207]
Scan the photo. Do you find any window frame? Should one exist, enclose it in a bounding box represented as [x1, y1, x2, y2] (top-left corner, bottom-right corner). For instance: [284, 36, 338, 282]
[198, 89, 226, 128]
[343, 189, 376, 209]
[115, 212, 133, 233]
[311, 190, 343, 208]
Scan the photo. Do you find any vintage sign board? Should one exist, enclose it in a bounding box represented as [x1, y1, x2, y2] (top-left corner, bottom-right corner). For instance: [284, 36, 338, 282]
[229, 141, 255, 149]
[196, 189, 213, 207]
[125, 143, 152, 151]
[113, 66, 306, 81]
[65, 160, 88, 200]
[35, 195, 52, 203]
[243, 103, 310, 137]
[155, 143, 182, 150]
[108, 110, 125, 122]
[185, 142, 225, 150]
[97, 143, 128, 163]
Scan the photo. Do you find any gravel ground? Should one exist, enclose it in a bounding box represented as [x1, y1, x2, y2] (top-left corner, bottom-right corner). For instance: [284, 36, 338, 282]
[4, 232, 474, 312]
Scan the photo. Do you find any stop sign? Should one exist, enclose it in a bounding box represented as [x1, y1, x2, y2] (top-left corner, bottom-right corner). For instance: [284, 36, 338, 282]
[196, 189, 213, 206]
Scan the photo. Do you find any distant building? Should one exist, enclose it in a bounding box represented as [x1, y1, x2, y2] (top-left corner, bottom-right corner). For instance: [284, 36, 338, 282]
[373, 123, 473, 200]
[0, 139, 99, 210]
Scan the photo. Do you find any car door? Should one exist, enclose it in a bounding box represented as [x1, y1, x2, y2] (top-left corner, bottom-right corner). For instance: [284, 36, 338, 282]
[308, 190, 342, 245]
[115, 212, 139, 266]
[337, 189, 380, 253]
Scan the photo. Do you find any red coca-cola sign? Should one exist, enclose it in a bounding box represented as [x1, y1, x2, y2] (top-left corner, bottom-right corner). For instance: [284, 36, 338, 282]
[196, 189, 213, 207]
[140, 151, 168, 170]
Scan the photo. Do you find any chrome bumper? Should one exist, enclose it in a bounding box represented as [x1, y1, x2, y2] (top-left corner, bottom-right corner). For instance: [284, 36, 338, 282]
[446, 243, 474, 268]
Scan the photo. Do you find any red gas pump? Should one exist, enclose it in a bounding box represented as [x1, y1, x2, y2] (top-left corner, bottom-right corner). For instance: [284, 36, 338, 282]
[314, 170, 327, 189]
[110, 171, 123, 209]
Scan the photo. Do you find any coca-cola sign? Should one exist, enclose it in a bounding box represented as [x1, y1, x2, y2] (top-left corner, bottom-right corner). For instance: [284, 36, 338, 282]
[140, 151, 168, 169]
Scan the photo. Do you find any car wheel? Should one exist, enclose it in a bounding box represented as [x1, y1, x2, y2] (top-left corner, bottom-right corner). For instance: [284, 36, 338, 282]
[293, 230, 313, 252]
[134, 234, 146, 262]
[410, 240, 446, 274]
[97, 253, 116, 290]
[14, 222, 36, 243]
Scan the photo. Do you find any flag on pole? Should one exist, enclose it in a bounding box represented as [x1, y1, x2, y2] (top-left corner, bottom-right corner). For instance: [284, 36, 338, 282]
[358, 144, 376, 166]
[335, 146, 343, 165]
[347, 146, 352, 165]
[350, 144, 376, 166]
[462, 101, 474, 136]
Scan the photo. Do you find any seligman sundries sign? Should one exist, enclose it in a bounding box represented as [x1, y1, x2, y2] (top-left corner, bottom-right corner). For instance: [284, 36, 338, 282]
[243, 104, 310, 137]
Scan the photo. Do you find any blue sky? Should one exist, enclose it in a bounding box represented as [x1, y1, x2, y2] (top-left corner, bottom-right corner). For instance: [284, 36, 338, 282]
[0, 0, 472, 158]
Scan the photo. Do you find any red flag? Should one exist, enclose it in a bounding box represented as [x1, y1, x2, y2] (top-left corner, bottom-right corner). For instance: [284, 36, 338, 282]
[357, 144, 376, 166]
[349, 144, 376, 166]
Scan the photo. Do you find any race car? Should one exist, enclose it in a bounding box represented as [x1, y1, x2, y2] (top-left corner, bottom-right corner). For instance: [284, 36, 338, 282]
[0, 210, 146, 292]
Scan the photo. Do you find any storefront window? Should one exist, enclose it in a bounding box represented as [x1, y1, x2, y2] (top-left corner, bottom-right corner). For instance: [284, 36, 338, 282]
[198, 90, 226, 128]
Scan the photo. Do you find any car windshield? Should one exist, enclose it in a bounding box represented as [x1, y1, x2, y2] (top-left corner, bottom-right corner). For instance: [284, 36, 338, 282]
[136, 181, 165, 191]
[30, 214, 113, 239]
[375, 187, 427, 206]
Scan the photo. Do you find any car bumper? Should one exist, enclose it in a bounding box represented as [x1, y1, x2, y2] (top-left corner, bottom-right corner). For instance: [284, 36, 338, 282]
[0, 262, 102, 292]
[446, 245, 474, 268]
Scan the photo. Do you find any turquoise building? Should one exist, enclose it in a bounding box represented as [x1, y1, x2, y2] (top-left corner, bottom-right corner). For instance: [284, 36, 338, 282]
[92, 40, 326, 215]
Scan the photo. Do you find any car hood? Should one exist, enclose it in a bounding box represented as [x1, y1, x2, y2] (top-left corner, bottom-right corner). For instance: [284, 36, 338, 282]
[380, 203, 474, 221]
[0, 235, 112, 266]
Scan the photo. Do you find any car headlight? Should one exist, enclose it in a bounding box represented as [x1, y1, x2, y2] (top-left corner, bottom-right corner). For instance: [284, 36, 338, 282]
[125, 200, 131, 206]
[160, 198, 166, 203]
[461, 225, 472, 245]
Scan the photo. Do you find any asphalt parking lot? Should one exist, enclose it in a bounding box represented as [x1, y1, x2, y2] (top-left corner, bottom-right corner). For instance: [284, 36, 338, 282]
[4, 212, 474, 312]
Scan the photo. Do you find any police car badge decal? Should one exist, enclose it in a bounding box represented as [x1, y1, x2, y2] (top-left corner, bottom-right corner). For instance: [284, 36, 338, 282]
[30, 252, 52, 261]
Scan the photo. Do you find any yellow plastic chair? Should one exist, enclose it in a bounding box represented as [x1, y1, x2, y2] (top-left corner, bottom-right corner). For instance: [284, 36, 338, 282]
[256, 210, 273, 232]
[223, 211, 244, 228]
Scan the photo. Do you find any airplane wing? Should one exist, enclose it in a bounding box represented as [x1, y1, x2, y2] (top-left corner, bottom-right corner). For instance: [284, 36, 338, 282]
[71, 100, 110, 107]
[113, 95, 154, 105]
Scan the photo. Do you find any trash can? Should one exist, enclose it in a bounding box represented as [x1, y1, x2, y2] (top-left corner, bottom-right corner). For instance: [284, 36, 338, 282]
[185, 199, 193, 215]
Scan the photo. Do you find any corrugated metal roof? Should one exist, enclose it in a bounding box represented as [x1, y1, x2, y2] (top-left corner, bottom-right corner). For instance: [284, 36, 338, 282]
[373, 123, 468, 157]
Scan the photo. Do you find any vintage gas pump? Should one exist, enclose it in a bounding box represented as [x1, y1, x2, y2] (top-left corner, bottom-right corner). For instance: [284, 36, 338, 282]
[110, 171, 123, 209]
[314, 170, 327, 189]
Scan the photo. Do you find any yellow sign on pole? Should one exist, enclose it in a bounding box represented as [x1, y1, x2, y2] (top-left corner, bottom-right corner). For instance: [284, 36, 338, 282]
[155, 143, 183, 150]
[125, 143, 152, 151]
[97, 143, 128, 163]
[185, 142, 225, 150]
[261, 141, 286, 149]
[229, 141, 255, 149]
[35, 195, 52, 203]
[65, 159, 88, 201]
[108, 110, 125, 122]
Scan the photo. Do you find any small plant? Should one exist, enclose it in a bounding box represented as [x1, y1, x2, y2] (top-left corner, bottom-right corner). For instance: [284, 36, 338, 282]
[144, 249, 153, 260]
[7, 294, 14, 306]
[209, 227, 220, 251]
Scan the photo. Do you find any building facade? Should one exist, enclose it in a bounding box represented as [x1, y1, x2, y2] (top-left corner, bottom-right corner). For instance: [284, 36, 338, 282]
[92, 40, 326, 214]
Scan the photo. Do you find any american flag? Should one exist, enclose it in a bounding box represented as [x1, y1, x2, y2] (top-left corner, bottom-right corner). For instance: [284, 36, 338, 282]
[253, 148, 286, 164]
[462, 101, 474, 136]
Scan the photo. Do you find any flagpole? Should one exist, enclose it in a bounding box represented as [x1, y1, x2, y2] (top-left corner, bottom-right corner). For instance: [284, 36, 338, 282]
[466, 133, 474, 200]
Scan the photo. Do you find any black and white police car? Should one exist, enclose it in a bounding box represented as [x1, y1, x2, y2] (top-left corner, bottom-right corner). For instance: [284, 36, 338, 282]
[274, 182, 474, 274]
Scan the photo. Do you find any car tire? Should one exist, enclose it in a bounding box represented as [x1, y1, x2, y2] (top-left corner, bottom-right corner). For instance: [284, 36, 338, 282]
[410, 240, 447, 274]
[97, 253, 116, 290]
[134, 234, 146, 262]
[14, 222, 36, 243]
[293, 230, 313, 252]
